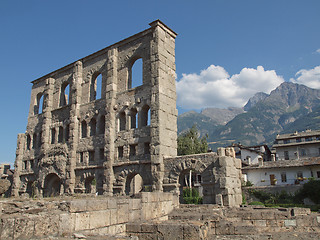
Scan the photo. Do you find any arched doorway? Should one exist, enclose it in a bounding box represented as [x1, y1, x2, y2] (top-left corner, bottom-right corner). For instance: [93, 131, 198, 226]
[125, 173, 143, 196]
[43, 173, 61, 197]
[178, 169, 202, 203]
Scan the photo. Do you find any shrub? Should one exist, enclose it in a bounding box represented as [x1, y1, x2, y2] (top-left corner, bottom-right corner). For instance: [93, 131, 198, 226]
[295, 180, 320, 204]
[248, 201, 264, 206]
[183, 187, 203, 204]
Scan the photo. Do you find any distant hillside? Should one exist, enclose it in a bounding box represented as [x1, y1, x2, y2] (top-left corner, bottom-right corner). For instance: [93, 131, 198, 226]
[201, 107, 244, 125]
[177, 82, 320, 150]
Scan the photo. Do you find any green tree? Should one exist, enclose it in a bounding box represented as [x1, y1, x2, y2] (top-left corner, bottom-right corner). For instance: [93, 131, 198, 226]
[177, 125, 208, 156]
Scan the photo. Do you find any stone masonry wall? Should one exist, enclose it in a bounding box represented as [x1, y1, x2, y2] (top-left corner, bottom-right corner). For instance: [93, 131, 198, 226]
[0, 192, 178, 239]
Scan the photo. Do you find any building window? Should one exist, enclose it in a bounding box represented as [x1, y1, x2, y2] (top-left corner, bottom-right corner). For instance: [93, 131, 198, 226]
[299, 148, 306, 157]
[79, 152, 84, 163]
[305, 137, 312, 142]
[51, 128, 56, 144]
[89, 150, 95, 162]
[118, 146, 124, 158]
[297, 171, 303, 179]
[60, 83, 70, 107]
[23, 161, 27, 170]
[140, 105, 150, 127]
[130, 144, 137, 157]
[296, 138, 301, 143]
[317, 171, 320, 178]
[281, 172, 287, 183]
[129, 58, 143, 89]
[65, 124, 70, 142]
[284, 139, 290, 144]
[98, 115, 105, 135]
[316, 136, 320, 141]
[26, 134, 31, 150]
[90, 118, 96, 136]
[130, 109, 138, 129]
[58, 126, 64, 143]
[30, 160, 34, 170]
[118, 112, 126, 131]
[99, 148, 104, 160]
[144, 142, 150, 155]
[284, 151, 289, 160]
[81, 121, 87, 138]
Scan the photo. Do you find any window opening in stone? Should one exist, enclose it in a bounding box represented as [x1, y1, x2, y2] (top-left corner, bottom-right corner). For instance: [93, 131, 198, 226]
[129, 144, 137, 157]
[38, 131, 42, 147]
[140, 105, 150, 127]
[99, 148, 104, 161]
[125, 173, 143, 195]
[26, 134, 31, 150]
[60, 83, 70, 107]
[79, 152, 84, 163]
[119, 112, 126, 131]
[118, 146, 124, 158]
[90, 118, 96, 136]
[38, 93, 44, 114]
[89, 150, 95, 162]
[130, 58, 143, 89]
[65, 124, 70, 142]
[317, 171, 320, 178]
[178, 169, 203, 203]
[130, 109, 138, 129]
[81, 121, 87, 138]
[90, 73, 102, 101]
[33, 133, 37, 149]
[30, 160, 34, 169]
[98, 115, 105, 135]
[23, 161, 27, 170]
[284, 151, 289, 160]
[85, 176, 96, 193]
[144, 142, 150, 155]
[51, 128, 56, 144]
[58, 126, 64, 143]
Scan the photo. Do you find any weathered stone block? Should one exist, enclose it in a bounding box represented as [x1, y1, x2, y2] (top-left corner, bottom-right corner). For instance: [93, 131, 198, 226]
[75, 212, 90, 231]
[284, 219, 297, 227]
[89, 210, 110, 229]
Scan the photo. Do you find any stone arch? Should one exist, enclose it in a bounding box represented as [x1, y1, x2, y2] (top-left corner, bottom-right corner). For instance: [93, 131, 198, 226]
[90, 72, 102, 101]
[118, 111, 126, 131]
[97, 115, 105, 135]
[129, 108, 138, 129]
[128, 57, 143, 89]
[89, 118, 97, 136]
[43, 173, 61, 197]
[125, 173, 143, 195]
[60, 81, 70, 107]
[34, 92, 44, 115]
[85, 175, 96, 194]
[139, 104, 150, 127]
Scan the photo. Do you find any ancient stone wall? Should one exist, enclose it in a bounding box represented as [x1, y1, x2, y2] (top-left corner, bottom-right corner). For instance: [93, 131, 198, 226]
[163, 147, 242, 206]
[0, 192, 178, 239]
[12, 20, 178, 197]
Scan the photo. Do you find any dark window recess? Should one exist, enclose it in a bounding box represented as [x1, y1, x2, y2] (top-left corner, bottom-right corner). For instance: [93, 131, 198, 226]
[80, 152, 84, 163]
[89, 151, 95, 162]
[281, 173, 287, 182]
[118, 146, 124, 158]
[130, 145, 136, 157]
[99, 148, 104, 160]
[284, 151, 289, 160]
[317, 171, 320, 178]
[305, 137, 312, 142]
[144, 142, 150, 155]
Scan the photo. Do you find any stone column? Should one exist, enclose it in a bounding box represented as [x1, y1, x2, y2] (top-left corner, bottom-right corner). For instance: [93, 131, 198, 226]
[149, 20, 178, 191]
[103, 48, 118, 196]
[65, 61, 82, 194]
[11, 134, 25, 196]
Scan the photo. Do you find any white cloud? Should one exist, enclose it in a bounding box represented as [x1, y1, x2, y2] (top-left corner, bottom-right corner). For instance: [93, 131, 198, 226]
[290, 66, 320, 89]
[316, 49, 320, 54]
[176, 65, 284, 109]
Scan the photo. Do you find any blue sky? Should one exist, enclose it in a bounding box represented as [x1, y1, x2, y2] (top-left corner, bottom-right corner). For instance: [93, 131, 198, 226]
[1, 0, 320, 165]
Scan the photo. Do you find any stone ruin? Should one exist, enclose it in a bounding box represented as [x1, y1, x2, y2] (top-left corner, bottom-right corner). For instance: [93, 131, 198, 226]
[3, 20, 320, 240]
[11, 20, 242, 206]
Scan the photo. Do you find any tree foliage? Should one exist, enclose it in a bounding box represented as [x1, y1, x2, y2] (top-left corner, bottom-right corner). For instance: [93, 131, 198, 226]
[177, 125, 208, 156]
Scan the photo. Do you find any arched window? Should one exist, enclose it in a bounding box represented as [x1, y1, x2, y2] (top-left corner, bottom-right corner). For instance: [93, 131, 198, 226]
[90, 118, 96, 136]
[140, 105, 150, 127]
[98, 115, 105, 135]
[81, 121, 87, 138]
[60, 83, 70, 107]
[118, 112, 126, 131]
[90, 73, 102, 101]
[130, 108, 138, 129]
[129, 58, 143, 89]
[34, 93, 44, 115]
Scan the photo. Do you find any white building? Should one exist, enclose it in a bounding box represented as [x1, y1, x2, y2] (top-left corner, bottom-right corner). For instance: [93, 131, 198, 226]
[242, 130, 320, 187]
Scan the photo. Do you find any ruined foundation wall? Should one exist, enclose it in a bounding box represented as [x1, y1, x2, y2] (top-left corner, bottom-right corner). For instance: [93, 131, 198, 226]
[0, 192, 178, 239]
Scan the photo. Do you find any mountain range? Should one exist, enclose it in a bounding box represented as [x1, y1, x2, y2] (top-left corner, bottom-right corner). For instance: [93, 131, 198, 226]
[177, 82, 320, 150]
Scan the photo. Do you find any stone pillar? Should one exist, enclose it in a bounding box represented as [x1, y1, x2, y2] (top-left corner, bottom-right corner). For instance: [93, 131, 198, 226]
[149, 20, 178, 191]
[103, 48, 118, 196]
[65, 61, 82, 194]
[11, 134, 25, 196]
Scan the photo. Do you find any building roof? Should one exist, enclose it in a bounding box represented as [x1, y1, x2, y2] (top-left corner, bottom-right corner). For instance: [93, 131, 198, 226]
[276, 130, 320, 140]
[242, 157, 320, 170]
